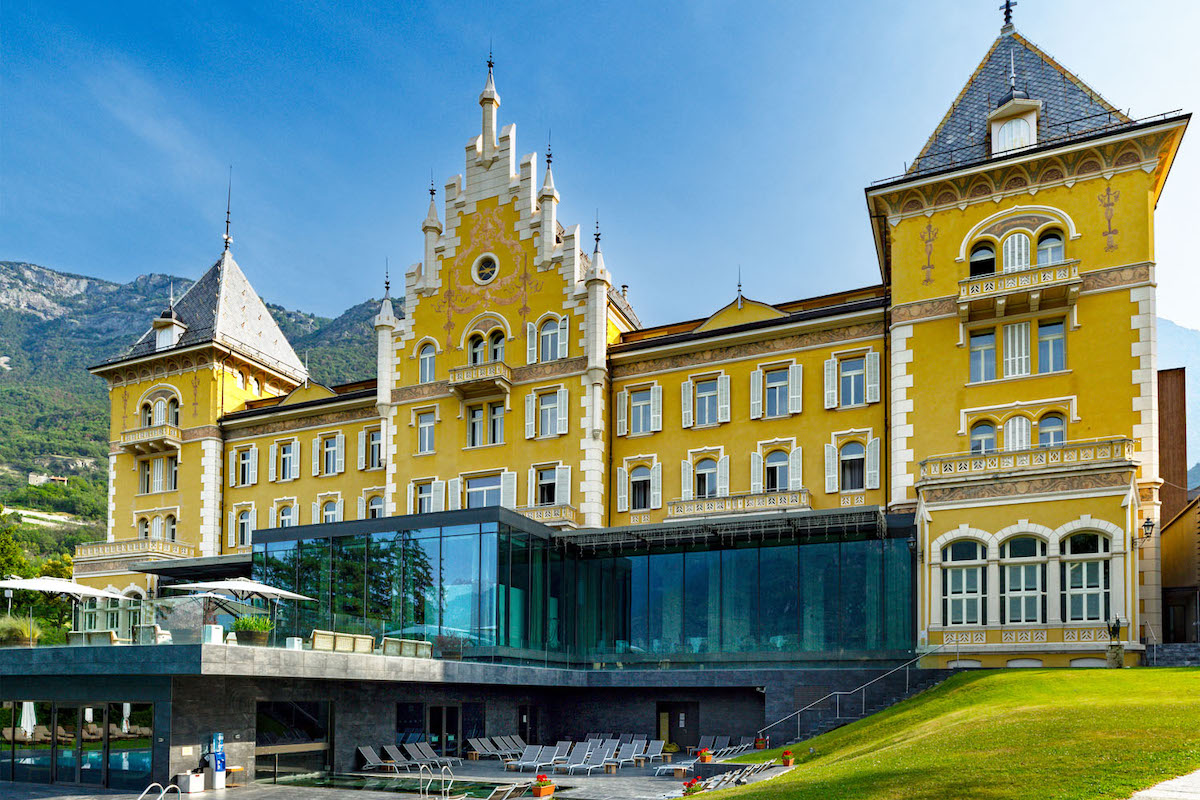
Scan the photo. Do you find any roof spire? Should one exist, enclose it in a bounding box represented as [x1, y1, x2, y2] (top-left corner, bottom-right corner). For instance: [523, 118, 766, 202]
[737, 265, 743, 309]
[169, 280, 175, 308]
[1009, 50, 1017, 91]
[999, 0, 1017, 30]
[223, 165, 233, 252]
[384, 257, 390, 297]
[593, 211, 601, 251]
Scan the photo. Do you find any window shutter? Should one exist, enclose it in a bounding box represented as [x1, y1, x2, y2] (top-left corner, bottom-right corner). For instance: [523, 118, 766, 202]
[749, 370, 763, 420]
[407, 483, 415, 515]
[556, 388, 569, 435]
[823, 358, 838, 409]
[650, 385, 663, 432]
[750, 452, 763, 494]
[500, 471, 517, 509]
[865, 351, 880, 404]
[311, 437, 320, 476]
[866, 437, 881, 490]
[558, 316, 569, 360]
[788, 364, 804, 414]
[291, 439, 301, 480]
[681, 380, 693, 428]
[1003, 322, 1031, 377]
[431, 480, 446, 512]
[525, 394, 536, 439]
[268, 443, 277, 482]
[616, 467, 629, 512]
[228, 450, 237, 487]
[527, 467, 537, 507]
[357, 430, 366, 470]
[446, 478, 461, 510]
[1003, 233, 1030, 272]
[335, 498, 344, 522]
[358, 496, 366, 520]
[789, 446, 804, 491]
[527, 322, 537, 364]
[152, 458, 163, 493]
[556, 465, 571, 506]
[1004, 416, 1031, 451]
[717, 375, 731, 423]
[650, 463, 663, 509]
[227, 511, 235, 548]
[335, 432, 346, 473]
[824, 444, 838, 494]
[269, 505, 276, 528]
[311, 502, 318, 524]
[616, 391, 628, 436]
[717, 455, 729, 497]
[681, 460, 693, 501]
[248, 445, 258, 485]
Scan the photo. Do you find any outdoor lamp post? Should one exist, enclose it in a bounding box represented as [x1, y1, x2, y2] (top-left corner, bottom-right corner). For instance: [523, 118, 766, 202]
[1141, 517, 1155, 542]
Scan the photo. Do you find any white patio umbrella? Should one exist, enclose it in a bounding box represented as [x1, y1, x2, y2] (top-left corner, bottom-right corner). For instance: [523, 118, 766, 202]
[0, 576, 126, 603]
[166, 578, 314, 603]
[20, 702, 35, 737]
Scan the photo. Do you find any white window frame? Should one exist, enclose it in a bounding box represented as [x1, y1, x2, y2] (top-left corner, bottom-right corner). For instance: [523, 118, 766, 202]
[942, 541, 986, 627]
[694, 378, 719, 426]
[694, 457, 719, 499]
[466, 474, 503, 509]
[1002, 552, 1043, 625]
[1063, 535, 1110, 623]
[417, 412, 436, 454]
[969, 330, 997, 383]
[1038, 319, 1066, 374]
[630, 388, 653, 435]
[418, 344, 436, 384]
[539, 319, 560, 363]
[1003, 321, 1031, 378]
[1002, 232, 1031, 272]
[368, 428, 383, 469]
[839, 357, 866, 407]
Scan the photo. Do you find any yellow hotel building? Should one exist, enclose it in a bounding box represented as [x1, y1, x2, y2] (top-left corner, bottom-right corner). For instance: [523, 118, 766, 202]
[79, 19, 1188, 671]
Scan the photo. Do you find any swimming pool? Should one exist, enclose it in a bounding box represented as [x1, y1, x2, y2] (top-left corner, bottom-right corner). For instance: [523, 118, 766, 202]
[278, 773, 573, 796]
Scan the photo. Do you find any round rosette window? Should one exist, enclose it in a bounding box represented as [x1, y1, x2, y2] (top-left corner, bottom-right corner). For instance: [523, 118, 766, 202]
[473, 254, 499, 285]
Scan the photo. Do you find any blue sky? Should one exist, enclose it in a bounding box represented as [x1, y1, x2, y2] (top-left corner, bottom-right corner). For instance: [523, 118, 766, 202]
[4, 0, 1199, 329]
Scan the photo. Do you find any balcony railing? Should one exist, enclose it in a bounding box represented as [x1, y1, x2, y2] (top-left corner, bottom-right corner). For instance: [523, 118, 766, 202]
[119, 424, 182, 454]
[919, 437, 1135, 481]
[667, 488, 811, 519]
[517, 503, 579, 527]
[447, 361, 512, 399]
[74, 538, 197, 561]
[958, 260, 1080, 317]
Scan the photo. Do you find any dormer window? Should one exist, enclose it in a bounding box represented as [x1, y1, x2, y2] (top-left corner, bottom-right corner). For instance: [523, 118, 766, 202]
[988, 96, 1040, 156]
[995, 117, 1031, 152]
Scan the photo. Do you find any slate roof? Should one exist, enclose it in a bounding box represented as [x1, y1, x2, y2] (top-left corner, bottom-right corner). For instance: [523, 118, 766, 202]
[909, 28, 1131, 176]
[114, 250, 307, 380]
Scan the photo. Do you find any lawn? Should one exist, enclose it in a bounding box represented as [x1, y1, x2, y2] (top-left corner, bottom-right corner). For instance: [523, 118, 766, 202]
[729, 669, 1200, 800]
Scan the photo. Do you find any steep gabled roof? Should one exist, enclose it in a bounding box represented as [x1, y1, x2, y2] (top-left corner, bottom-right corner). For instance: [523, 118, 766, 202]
[910, 28, 1131, 175]
[119, 250, 307, 380]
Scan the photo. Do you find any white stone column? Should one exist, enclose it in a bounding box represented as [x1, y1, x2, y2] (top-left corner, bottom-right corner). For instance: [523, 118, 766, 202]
[930, 563, 943, 627]
[987, 560, 1001, 626]
[1110, 551, 1126, 626]
[1046, 555, 1062, 624]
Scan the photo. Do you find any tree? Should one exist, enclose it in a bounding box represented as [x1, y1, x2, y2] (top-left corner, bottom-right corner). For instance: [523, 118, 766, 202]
[0, 528, 29, 580]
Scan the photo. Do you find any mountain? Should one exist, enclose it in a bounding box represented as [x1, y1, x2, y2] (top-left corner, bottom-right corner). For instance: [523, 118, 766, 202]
[0, 260, 381, 494]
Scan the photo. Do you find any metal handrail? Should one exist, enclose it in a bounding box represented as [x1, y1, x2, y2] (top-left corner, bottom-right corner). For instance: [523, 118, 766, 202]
[137, 783, 181, 800]
[757, 644, 947, 740]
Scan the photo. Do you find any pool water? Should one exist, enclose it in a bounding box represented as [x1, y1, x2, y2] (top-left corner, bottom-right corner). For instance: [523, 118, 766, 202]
[278, 774, 573, 796]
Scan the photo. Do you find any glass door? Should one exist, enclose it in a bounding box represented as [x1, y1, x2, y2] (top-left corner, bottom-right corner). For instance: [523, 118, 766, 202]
[79, 705, 105, 785]
[518, 705, 538, 745]
[54, 706, 79, 783]
[427, 706, 461, 757]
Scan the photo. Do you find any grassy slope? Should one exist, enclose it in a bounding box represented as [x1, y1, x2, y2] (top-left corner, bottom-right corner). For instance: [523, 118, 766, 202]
[731, 669, 1200, 800]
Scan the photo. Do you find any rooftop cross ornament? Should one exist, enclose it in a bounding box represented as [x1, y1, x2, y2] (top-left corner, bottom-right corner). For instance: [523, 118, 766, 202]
[999, 0, 1017, 26]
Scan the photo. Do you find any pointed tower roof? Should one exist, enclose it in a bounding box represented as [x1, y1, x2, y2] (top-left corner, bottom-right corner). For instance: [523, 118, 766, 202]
[909, 28, 1130, 175]
[119, 250, 308, 380]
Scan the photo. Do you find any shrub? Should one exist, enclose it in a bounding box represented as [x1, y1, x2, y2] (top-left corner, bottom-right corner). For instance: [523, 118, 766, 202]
[0, 614, 41, 643]
[231, 615, 273, 632]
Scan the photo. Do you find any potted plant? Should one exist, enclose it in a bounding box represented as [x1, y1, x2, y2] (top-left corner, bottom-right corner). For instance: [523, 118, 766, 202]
[697, 748, 712, 763]
[231, 615, 272, 646]
[754, 737, 767, 750]
[781, 750, 794, 767]
[0, 615, 40, 647]
[682, 776, 704, 795]
[531, 774, 555, 797]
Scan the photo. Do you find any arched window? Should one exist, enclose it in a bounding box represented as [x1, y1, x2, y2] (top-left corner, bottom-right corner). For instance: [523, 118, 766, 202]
[1063, 533, 1111, 622]
[150, 516, 163, 541]
[840, 442, 865, 492]
[153, 398, 166, 426]
[1003, 416, 1031, 451]
[235, 372, 245, 390]
[322, 500, 338, 524]
[996, 117, 1031, 152]
[969, 244, 996, 278]
[630, 466, 652, 511]
[368, 495, 384, 519]
[164, 515, 176, 542]
[237, 509, 253, 547]
[1001, 536, 1046, 624]
[539, 320, 560, 363]
[489, 331, 505, 363]
[764, 450, 789, 493]
[1037, 231, 1064, 265]
[418, 344, 436, 384]
[1038, 413, 1065, 447]
[970, 422, 996, 455]
[278, 505, 296, 528]
[695, 458, 718, 499]
[942, 540, 986, 626]
[140, 403, 153, 427]
[167, 398, 180, 427]
[137, 518, 149, 539]
[1002, 233, 1030, 273]
[468, 335, 486, 365]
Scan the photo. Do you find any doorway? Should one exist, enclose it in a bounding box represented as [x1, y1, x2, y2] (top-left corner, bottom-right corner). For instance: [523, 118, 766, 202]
[51, 704, 107, 786]
[655, 701, 699, 750]
[428, 705, 460, 757]
[518, 705, 539, 745]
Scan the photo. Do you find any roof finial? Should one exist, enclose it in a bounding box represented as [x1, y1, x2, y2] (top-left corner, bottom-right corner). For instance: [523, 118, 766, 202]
[168, 280, 175, 309]
[487, 40, 494, 74]
[223, 165, 233, 252]
[546, 129, 552, 167]
[429, 170, 436, 198]
[1000, 0, 1017, 27]
[1009, 50, 1017, 91]
[594, 210, 601, 248]
[384, 257, 390, 297]
[737, 265, 743, 309]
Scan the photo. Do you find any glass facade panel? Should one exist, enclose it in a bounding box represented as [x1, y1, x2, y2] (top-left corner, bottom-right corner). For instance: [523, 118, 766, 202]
[759, 545, 799, 651]
[442, 527, 481, 654]
[721, 547, 757, 651]
[79, 704, 104, 785]
[12, 701, 53, 783]
[106, 703, 153, 790]
[0, 701, 11, 781]
[799, 542, 838, 651]
[54, 706, 77, 783]
[648, 552, 683, 654]
[332, 534, 366, 634]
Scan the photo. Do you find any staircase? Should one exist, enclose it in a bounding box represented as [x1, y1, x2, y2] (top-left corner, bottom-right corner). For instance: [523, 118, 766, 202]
[1149, 643, 1200, 667]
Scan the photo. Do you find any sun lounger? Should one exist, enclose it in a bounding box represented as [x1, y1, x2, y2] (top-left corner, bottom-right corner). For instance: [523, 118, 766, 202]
[479, 785, 520, 800]
[688, 735, 714, 755]
[606, 742, 638, 768]
[359, 746, 402, 773]
[550, 741, 572, 763]
[655, 756, 698, 776]
[513, 745, 555, 772]
[555, 745, 588, 774]
[569, 744, 613, 775]
[643, 740, 665, 763]
[416, 741, 461, 766]
[710, 736, 730, 757]
[506, 745, 540, 771]
[618, 733, 633, 744]
[496, 736, 523, 758]
[380, 744, 418, 771]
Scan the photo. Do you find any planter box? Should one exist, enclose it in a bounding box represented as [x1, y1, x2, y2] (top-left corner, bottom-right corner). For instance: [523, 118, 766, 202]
[781, 758, 794, 767]
[532, 785, 555, 797]
[235, 630, 269, 647]
[698, 755, 713, 763]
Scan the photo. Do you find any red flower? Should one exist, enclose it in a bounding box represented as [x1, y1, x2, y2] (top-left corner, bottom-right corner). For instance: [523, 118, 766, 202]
[782, 750, 792, 757]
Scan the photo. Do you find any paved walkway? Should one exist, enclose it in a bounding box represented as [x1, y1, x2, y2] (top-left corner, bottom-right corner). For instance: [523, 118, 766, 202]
[1132, 768, 1200, 799]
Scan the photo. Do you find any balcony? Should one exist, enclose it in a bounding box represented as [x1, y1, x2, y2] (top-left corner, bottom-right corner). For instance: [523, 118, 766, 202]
[919, 437, 1135, 482]
[73, 538, 198, 575]
[447, 361, 512, 400]
[666, 488, 812, 519]
[119, 424, 182, 454]
[517, 503, 579, 528]
[958, 260, 1081, 319]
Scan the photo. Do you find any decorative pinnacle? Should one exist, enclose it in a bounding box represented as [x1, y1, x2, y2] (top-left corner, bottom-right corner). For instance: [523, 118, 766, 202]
[168, 280, 175, 308]
[1009, 50, 1016, 91]
[487, 41, 494, 74]
[429, 170, 436, 199]
[594, 212, 601, 247]
[546, 130, 552, 167]
[223, 165, 233, 252]
[384, 257, 390, 296]
[1000, 0, 1017, 26]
